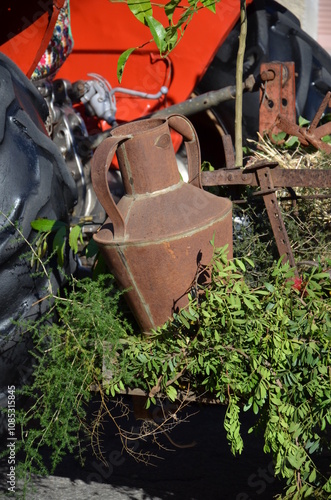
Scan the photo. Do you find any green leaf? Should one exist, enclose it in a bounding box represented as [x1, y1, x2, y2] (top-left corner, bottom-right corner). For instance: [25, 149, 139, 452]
[244, 257, 255, 268]
[117, 47, 137, 83]
[164, 26, 178, 52]
[53, 226, 67, 267]
[166, 385, 177, 402]
[69, 225, 83, 255]
[200, 0, 216, 13]
[288, 453, 305, 470]
[253, 402, 259, 414]
[180, 314, 190, 329]
[209, 232, 215, 247]
[127, 0, 153, 23]
[235, 258, 246, 272]
[308, 468, 316, 482]
[310, 272, 330, 280]
[85, 237, 99, 259]
[164, 0, 182, 22]
[304, 486, 314, 497]
[264, 282, 275, 293]
[31, 219, 67, 233]
[146, 16, 167, 52]
[285, 135, 300, 147]
[272, 131, 286, 142]
[323, 477, 331, 493]
[321, 134, 331, 143]
[243, 297, 254, 311]
[298, 115, 310, 127]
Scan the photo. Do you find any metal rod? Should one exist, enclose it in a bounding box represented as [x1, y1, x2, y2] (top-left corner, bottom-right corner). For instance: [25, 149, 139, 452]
[153, 85, 237, 118]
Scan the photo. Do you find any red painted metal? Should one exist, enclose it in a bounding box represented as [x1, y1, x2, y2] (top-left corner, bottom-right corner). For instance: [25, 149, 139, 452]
[0, 0, 253, 101]
[0, 11, 50, 75]
[92, 115, 233, 331]
[0, 1, 65, 77]
[55, 0, 253, 123]
[0, 0, 252, 152]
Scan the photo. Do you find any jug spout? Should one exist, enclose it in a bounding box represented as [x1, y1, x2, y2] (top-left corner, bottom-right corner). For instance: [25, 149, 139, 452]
[114, 118, 181, 195]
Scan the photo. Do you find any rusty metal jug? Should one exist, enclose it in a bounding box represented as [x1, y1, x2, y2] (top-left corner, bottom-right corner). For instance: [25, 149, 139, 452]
[91, 114, 232, 331]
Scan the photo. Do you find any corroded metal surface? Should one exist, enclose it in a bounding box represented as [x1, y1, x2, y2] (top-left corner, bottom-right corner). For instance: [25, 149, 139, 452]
[92, 115, 232, 331]
[253, 165, 296, 270]
[202, 157, 330, 273]
[270, 91, 331, 153]
[259, 61, 331, 153]
[259, 61, 296, 138]
[201, 162, 331, 188]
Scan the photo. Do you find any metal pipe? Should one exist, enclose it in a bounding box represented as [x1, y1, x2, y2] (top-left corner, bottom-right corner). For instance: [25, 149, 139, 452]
[153, 75, 256, 118]
[153, 85, 237, 118]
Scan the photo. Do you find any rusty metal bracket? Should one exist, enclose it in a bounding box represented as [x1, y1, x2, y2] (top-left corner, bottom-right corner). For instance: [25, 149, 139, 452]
[270, 91, 331, 154]
[201, 153, 331, 272]
[259, 61, 331, 153]
[201, 161, 331, 189]
[244, 162, 297, 271]
[259, 61, 296, 138]
[221, 133, 236, 169]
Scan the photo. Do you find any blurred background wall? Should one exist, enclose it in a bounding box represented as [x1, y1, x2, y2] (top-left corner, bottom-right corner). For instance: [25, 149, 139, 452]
[276, 0, 331, 54]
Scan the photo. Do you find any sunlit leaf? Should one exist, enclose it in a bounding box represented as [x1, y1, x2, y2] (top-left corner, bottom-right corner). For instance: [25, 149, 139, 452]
[127, 0, 153, 23]
[69, 224, 83, 255]
[117, 47, 137, 83]
[146, 15, 167, 52]
[200, 0, 216, 13]
[31, 219, 67, 233]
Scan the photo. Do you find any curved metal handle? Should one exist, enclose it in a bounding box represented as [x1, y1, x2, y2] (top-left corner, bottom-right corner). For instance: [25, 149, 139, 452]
[91, 134, 131, 239]
[167, 114, 202, 188]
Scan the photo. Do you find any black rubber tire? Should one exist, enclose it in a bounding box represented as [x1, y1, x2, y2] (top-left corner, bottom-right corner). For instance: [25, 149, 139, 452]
[0, 52, 77, 426]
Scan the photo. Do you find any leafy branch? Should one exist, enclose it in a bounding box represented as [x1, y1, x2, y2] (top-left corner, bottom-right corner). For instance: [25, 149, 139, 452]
[9, 242, 331, 499]
[111, 0, 220, 81]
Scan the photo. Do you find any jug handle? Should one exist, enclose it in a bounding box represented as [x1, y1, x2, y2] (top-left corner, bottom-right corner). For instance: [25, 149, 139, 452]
[167, 114, 202, 189]
[91, 134, 132, 239]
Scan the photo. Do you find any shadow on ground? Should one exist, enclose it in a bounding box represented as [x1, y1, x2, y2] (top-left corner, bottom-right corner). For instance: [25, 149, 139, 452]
[1, 396, 288, 499]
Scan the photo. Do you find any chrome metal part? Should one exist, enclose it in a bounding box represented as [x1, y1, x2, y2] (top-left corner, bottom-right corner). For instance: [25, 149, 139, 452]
[81, 73, 117, 125]
[38, 78, 106, 230]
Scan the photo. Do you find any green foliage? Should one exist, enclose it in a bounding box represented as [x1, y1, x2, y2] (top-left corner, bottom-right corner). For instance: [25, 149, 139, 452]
[12, 275, 133, 484]
[112, 0, 219, 82]
[121, 245, 330, 498]
[11, 240, 331, 498]
[30, 218, 83, 268]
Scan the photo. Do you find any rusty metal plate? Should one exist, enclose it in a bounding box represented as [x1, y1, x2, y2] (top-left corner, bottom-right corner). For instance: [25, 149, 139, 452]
[259, 62, 296, 138]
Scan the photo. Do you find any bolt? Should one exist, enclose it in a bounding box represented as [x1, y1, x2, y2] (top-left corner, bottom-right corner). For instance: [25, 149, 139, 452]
[261, 70, 275, 82]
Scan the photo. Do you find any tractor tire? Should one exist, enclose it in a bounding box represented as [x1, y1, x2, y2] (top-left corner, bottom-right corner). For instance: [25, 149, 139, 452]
[196, 0, 331, 147]
[0, 52, 77, 428]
